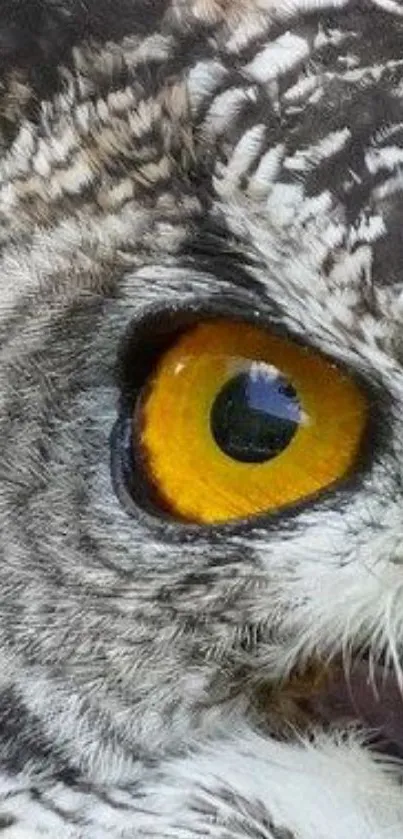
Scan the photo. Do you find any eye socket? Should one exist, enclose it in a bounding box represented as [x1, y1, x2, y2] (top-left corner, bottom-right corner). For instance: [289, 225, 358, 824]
[133, 320, 367, 525]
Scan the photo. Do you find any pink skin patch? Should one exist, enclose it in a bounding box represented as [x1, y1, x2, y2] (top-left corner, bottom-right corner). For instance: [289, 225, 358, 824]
[310, 660, 403, 756]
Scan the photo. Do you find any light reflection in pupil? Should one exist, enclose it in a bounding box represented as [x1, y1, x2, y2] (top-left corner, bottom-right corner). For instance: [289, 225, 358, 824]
[210, 366, 301, 464]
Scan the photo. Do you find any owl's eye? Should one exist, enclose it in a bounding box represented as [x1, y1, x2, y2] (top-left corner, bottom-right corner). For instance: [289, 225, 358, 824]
[132, 320, 367, 525]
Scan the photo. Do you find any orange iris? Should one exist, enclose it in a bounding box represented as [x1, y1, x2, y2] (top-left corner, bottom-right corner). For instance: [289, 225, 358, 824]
[137, 320, 367, 524]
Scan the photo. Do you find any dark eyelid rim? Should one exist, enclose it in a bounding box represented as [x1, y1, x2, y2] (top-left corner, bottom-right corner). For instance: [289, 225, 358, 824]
[111, 294, 390, 541]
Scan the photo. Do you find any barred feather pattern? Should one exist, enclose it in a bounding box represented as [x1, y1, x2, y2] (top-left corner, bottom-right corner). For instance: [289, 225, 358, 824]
[1, 0, 403, 835]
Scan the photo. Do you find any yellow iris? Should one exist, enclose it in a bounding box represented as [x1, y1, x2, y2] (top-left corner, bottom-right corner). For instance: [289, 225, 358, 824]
[137, 320, 367, 524]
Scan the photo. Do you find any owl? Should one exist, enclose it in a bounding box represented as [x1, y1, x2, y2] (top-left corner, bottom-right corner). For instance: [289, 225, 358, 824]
[1, 0, 403, 836]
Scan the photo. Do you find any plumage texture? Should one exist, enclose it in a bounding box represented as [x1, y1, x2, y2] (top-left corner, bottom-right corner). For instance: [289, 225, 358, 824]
[1, 0, 403, 834]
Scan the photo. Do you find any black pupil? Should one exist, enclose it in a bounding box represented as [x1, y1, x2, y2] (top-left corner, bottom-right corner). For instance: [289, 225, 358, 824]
[210, 367, 301, 464]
